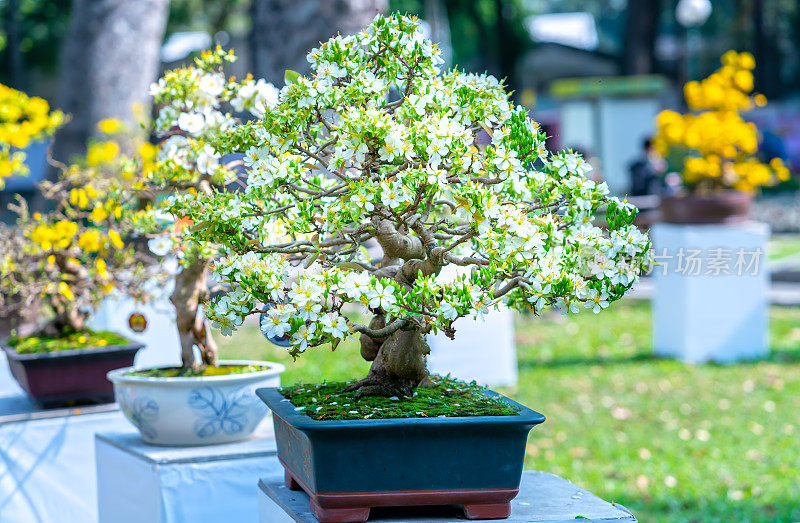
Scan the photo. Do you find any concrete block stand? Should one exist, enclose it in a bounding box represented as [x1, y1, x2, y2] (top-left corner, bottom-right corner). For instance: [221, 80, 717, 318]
[258, 470, 636, 522]
[651, 221, 770, 363]
[95, 423, 282, 523]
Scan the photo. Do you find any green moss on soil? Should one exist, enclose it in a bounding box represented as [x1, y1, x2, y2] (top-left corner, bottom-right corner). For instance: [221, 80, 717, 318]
[280, 375, 521, 420]
[127, 364, 270, 378]
[7, 330, 129, 354]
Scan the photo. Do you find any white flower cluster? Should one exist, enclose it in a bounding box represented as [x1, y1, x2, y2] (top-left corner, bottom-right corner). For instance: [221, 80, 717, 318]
[169, 15, 653, 356]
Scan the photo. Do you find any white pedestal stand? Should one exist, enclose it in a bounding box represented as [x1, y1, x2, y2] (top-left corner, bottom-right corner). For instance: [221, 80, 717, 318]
[427, 308, 518, 387]
[95, 423, 281, 523]
[425, 266, 518, 388]
[651, 221, 770, 363]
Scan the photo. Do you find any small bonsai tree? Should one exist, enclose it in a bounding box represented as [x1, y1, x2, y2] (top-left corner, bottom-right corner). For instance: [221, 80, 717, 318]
[0, 129, 149, 340]
[654, 51, 791, 194]
[132, 48, 280, 370]
[169, 15, 653, 397]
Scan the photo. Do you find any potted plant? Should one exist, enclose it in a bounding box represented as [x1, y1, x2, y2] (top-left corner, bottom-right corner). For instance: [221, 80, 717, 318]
[106, 49, 285, 445]
[0, 128, 149, 407]
[169, 15, 653, 520]
[654, 51, 791, 224]
[0, 83, 64, 338]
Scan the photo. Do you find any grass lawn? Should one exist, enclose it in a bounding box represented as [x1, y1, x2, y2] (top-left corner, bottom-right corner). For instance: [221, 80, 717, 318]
[768, 234, 800, 263]
[217, 301, 800, 523]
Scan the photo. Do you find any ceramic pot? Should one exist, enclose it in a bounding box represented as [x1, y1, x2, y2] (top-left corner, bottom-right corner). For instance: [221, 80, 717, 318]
[660, 192, 752, 224]
[108, 360, 285, 446]
[257, 386, 545, 522]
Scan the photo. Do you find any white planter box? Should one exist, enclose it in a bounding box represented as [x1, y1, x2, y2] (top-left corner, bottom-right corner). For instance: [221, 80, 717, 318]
[651, 221, 770, 363]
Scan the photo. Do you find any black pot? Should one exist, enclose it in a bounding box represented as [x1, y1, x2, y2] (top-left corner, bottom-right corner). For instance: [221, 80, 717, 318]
[3, 338, 143, 408]
[257, 387, 545, 522]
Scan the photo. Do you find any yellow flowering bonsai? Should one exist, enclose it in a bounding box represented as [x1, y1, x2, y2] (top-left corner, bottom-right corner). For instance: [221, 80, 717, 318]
[0, 83, 64, 187]
[654, 51, 790, 194]
[0, 128, 150, 348]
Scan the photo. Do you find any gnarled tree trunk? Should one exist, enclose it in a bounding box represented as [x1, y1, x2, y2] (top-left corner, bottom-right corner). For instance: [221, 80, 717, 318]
[351, 321, 431, 398]
[170, 256, 218, 369]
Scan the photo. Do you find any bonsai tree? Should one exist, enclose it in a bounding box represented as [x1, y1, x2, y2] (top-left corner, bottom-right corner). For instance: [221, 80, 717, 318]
[0, 83, 64, 187]
[654, 51, 791, 193]
[131, 48, 280, 370]
[0, 128, 150, 341]
[168, 14, 653, 398]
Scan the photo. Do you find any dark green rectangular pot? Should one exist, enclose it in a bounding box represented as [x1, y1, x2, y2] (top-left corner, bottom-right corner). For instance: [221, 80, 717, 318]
[257, 387, 545, 522]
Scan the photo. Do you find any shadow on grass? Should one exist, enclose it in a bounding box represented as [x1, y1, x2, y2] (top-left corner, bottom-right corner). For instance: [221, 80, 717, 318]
[518, 347, 800, 370]
[517, 352, 657, 370]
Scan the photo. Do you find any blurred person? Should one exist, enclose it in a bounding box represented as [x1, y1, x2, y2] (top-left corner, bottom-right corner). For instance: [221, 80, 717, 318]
[628, 137, 666, 196]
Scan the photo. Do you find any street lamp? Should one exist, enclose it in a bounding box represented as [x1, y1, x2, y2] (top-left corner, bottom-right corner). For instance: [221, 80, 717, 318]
[676, 0, 712, 82]
[676, 0, 712, 27]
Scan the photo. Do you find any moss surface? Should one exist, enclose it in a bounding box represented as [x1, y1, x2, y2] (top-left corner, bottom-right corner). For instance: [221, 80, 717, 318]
[7, 330, 129, 354]
[280, 375, 521, 420]
[127, 364, 270, 378]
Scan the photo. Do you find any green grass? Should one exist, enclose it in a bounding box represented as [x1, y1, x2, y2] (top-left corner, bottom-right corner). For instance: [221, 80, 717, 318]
[768, 234, 800, 262]
[7, 329, 129, 353]
[280, 375, 520, 420]
[217, 302, 800, 522]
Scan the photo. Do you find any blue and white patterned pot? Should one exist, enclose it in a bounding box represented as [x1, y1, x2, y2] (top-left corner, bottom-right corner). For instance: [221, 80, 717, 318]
[108, 360, 285, 446]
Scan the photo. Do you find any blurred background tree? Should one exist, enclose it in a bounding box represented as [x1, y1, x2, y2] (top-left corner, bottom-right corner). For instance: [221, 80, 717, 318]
[1, 0, 799, 195]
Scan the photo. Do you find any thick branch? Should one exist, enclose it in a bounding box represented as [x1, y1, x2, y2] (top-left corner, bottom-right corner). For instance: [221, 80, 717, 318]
[351, 317, 408, 338]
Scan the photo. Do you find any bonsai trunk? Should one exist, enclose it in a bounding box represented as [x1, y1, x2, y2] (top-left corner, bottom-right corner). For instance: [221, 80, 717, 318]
[171, 256, 218, 370]
[29, 295, 89, 339]
[347, 314, 431, 398]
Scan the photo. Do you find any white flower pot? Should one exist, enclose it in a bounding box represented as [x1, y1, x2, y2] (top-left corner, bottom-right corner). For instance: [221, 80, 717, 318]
[108, 360, 286, 446]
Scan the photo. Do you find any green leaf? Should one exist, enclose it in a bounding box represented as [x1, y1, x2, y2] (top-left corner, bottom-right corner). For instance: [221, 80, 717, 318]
[284, 70, 301, 85]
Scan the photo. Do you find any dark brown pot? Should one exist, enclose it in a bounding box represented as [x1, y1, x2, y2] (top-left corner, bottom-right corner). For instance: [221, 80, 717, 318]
[660, 192, 752, 225]
[3, 338, 143, 408]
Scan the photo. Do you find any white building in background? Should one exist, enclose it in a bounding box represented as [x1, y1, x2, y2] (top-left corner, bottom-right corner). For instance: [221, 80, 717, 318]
[550, 75, 668, 195]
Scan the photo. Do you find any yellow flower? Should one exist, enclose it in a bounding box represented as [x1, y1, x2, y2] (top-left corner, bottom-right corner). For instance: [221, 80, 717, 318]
[78, 229, 102, 252]
[97, 118, 122, 134]
[70, 188, 89, 209]
[97, 339, 108, 346]
[108, 229, 124, 249]
[47, 255, 55, 265]
[86, 141, 120, 166]
[139, 142, 157, 162]
[58, 282, 75, 301]
[95, 258, 109, 278]
[654, 51, 784, 192]
[78, 335, 87, 343]
[91, 205, 109, 223]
